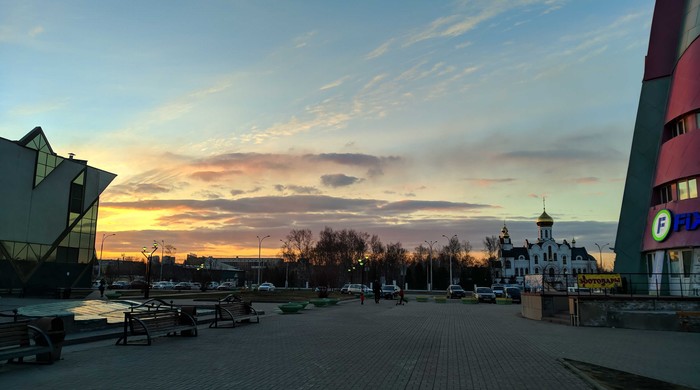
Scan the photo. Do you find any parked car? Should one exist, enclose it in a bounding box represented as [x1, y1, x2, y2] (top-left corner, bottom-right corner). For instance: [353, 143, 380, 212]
[340, 283, 351, 294]
[475, 287, 496, 303]
[217, 281, 237, 290]
[446, 285, 467, 299]
[109, 281, 129, 289]
[128, 280, 150, 289]
[381, 285, 400, 299]
[347, 284, 370, 294]
[505, 287, 521, 303]
[258, 282, 276, 292]
[174, 282, 192, 290]
[152, 281, 174, 289]
[206, 281, 220, 290]
[491, 284, 506, 298]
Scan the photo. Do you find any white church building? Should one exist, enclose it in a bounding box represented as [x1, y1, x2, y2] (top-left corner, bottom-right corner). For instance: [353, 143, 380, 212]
[496, 208, 598, 285]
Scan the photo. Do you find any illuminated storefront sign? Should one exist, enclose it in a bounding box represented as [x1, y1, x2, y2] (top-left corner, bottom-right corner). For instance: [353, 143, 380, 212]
[577, 274, 622, 289]
[651, 209, 700, 242]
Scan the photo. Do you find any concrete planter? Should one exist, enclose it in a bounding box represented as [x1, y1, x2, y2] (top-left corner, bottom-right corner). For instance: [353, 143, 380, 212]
[496, 298, 512, 305]
[461, 298, 478, 304]
[310, 298, 329, 307]
[434, 297, 447, 303]
[278, 303, 304, 314]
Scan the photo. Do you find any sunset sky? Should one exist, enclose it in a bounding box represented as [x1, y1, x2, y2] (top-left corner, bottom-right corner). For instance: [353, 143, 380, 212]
[1, 0, 655, 267]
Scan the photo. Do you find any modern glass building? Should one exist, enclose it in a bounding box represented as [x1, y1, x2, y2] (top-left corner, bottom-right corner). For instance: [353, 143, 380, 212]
[615, 1, 700, 296]
[0, 127, 116, 294]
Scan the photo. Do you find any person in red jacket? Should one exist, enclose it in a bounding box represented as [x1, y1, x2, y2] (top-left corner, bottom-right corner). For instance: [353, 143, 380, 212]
[396, 287, 407, 305]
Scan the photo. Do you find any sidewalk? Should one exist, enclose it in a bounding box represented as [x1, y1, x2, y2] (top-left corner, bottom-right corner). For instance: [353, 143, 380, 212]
[1, 298, 698, 389]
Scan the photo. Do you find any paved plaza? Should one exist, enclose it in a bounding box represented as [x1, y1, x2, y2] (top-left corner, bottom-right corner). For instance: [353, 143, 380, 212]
[1, 298, 699, 389]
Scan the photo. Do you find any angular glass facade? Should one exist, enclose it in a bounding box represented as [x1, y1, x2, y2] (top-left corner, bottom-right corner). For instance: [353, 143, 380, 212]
[0, 127, 116, 293]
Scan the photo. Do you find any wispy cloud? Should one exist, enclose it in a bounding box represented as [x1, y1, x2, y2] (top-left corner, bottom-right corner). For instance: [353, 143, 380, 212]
[293, 31, 317, 48]
[320, 76, 350, 91]
[366, 38, 394, 59]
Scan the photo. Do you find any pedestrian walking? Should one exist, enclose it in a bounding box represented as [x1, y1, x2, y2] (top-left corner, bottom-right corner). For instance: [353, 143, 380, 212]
[373, 280, 381, 303]
[396, 287, 407, 305]
[360, 291, 365, 305]
[98, 279, 106, 298]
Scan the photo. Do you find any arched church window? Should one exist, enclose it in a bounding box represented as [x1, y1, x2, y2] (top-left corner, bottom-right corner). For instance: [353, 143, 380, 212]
[534, 255, 539, 264]
[535, 267, 539, 274]
[548, 247, 552, 261]
[562, 255, 567, 264]
[549, 268, 555, 277]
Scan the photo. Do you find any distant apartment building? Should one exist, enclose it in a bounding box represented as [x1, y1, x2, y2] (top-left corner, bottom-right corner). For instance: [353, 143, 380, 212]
[497, 208, 597, 286]
[0, 127, 116, 293]
[614, 1, 700, 296]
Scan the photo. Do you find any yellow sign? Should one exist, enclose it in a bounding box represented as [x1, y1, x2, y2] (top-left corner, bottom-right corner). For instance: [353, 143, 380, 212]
[577, 274, 622, 289]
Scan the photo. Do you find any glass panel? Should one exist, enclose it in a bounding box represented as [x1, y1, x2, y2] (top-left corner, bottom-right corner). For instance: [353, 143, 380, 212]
[36, 164, 46, 177]
[46, 154, 56, 168]
[689, 179, 698, 199]
[79, 248, 91, 263]
[29, 135, 41, 150]
[669, 251, 681, 276]
[38, 151, 47, 164]
[74, 172, 84, 185]
[45, 248, 57, 262]
[679, 180, 689, 200]
[682, 250, 692, 277]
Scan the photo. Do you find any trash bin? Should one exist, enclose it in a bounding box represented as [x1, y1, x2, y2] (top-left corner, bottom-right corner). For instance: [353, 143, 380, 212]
[34, 317, 66, 362]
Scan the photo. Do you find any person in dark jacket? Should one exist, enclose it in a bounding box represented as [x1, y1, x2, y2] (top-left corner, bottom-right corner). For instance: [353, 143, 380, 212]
[373, 280, 381, 303]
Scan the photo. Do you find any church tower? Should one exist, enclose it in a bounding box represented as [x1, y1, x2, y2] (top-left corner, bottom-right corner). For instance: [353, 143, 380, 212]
[536, 202, 554, 242]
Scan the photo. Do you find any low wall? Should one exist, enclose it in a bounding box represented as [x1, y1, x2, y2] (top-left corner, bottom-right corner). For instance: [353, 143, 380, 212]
[573, 296, 700, 331]
[523, 294, 700, 332]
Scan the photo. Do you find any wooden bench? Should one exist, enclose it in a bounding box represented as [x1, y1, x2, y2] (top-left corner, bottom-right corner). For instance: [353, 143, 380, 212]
[0, 322, 53, 364]
[678, 311, 700, 332]
[209, 295, 259, 328]
[115, 299, 198, 346]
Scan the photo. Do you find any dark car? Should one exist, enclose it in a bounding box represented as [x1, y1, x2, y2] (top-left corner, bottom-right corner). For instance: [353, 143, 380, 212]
[380, 285, 399, 299]
[505, 287, 521, 303]
[446, 285, 467, 299]
[475, 287, 496, 303]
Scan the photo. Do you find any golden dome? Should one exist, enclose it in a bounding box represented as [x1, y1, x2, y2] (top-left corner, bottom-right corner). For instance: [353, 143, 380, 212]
[536, 210, 554, 226]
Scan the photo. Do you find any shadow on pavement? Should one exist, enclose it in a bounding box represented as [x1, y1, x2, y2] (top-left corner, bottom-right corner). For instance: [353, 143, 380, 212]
[562, 359, 694, 390]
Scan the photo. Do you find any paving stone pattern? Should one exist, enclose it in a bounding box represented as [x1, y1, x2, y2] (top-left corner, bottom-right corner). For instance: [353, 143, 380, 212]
[1, 299, 699, 389]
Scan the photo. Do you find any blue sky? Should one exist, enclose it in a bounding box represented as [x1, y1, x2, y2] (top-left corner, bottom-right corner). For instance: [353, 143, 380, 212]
[1, 0, 655, 265]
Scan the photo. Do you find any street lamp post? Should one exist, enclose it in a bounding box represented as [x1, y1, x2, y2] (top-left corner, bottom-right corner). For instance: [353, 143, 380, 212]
[257, 235, 270, 285]
[280, 239, 290, 288]
[443, 235, 457, 286]
[425, 240, 437, 291]
[594, 242, 609, 272]
[98, 233, 116, 279]
[141, 242, 159, 299]
[159, 240, 165, 282]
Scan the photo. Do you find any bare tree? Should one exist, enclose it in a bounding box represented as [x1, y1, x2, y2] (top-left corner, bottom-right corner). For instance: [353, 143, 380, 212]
[483, 235, 500, 282]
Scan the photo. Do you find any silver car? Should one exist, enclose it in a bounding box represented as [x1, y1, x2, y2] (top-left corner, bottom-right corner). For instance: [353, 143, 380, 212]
[474, 287, 496, 303]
